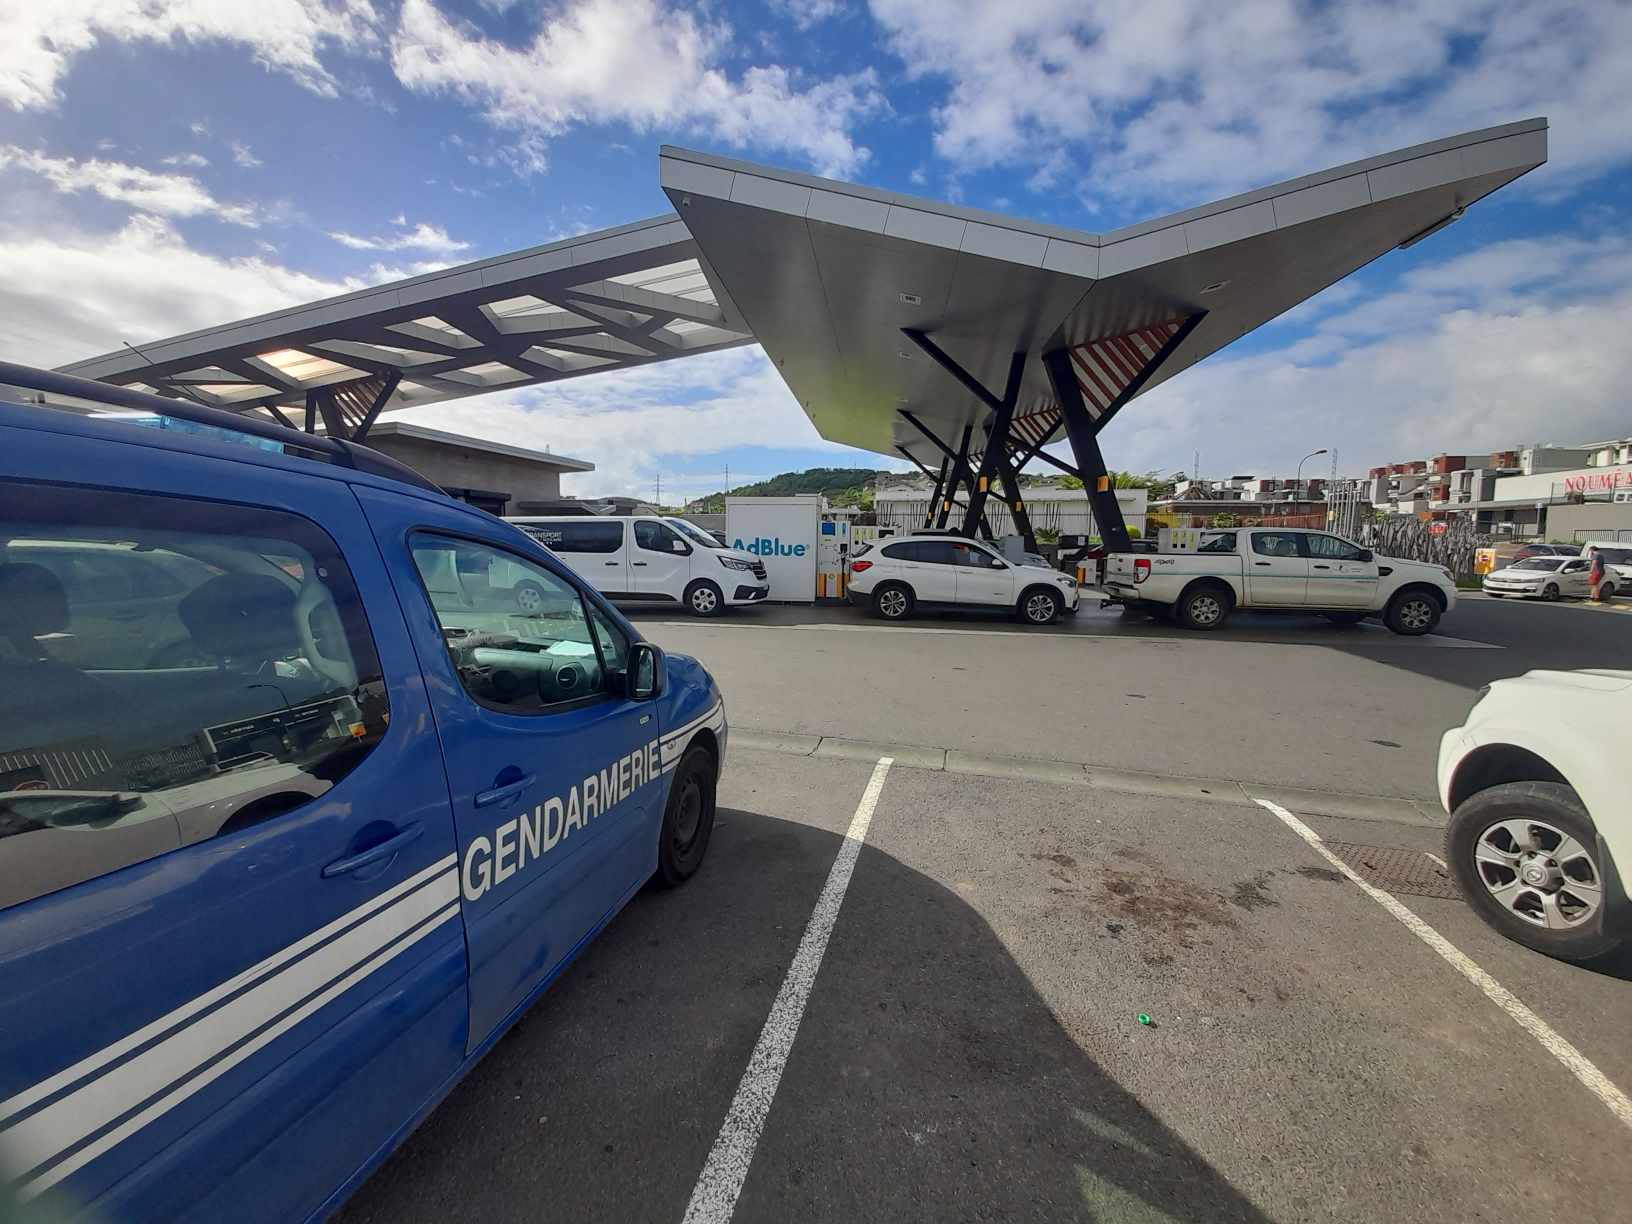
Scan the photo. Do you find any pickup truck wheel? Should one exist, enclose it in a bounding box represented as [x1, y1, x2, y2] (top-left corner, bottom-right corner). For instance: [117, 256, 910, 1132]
[1018, 587, 1061, 625]
[872, 582, 914, 620]
[1176, 584, 1231, 631]
[1446, 782, 1621, 963]
[1384, 590, 1440, 635]
[1323, 611, 1365, 625]
[655, 744, 717, 887]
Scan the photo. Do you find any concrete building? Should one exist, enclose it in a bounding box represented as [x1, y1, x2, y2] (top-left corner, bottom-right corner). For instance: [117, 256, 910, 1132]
[359, 421, 594, 515]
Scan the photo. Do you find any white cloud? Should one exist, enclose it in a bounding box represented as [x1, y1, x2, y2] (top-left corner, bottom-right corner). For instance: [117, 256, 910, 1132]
[0, 146, 259, 225]
[389, 0, 885, 176]
[161, 152, 209, 167]
[229, 140, 264, 168]
[1101, 230, 1632, 476]
[327, 220, 471, 255]
[770, 0, 849, 31]
[0, 0, 382, 112]
[0, 214, 363, 367]
[870, 0, 1632, 205]
[407, 346, 879, 496]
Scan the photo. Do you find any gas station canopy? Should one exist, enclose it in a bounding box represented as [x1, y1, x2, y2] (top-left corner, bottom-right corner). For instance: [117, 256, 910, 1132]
[660, 118, 1546, 467]
[60, 119, 1545, 467]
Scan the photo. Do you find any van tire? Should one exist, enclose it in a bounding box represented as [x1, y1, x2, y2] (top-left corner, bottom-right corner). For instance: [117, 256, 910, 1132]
[1176, 582, 1232, 630]
[513, 579, 548, 614]
[655, 744, 716, 887]
[1384, 588, 1441, 635]
[684, 580, 724, 617]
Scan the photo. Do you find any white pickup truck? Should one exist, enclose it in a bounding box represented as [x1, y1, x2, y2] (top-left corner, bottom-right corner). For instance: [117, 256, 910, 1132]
[1103, 527, 1457, 634]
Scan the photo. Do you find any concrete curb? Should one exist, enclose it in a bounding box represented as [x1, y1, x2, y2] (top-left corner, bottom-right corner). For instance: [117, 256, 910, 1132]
[730, 727, 1445, 828]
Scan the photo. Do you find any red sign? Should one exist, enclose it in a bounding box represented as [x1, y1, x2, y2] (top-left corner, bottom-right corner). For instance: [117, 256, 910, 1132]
[1563, 467, 1632, 494]
[1428, 521, 1448, 536]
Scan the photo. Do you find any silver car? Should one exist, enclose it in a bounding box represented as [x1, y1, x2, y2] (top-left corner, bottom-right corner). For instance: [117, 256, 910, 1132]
[1482, 556, 1592, 600]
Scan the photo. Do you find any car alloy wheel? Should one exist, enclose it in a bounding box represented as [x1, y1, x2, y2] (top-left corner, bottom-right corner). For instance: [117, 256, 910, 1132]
[1024, 592, 1058, 624]
[1472, 817, 1602, 930]
[1542, 583, 1559, 601]
[1188, 594, 1222, 625]
[878, 588, 909, 618]
[514, 581, 545, 613]
[1398, 598, 1434, 630]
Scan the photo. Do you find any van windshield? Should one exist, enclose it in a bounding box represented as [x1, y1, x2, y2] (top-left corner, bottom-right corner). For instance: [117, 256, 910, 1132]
[666, 518, 725, 549]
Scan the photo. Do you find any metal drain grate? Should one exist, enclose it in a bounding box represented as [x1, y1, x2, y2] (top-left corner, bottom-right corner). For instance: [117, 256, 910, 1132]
[1326, 842, 1462, 901]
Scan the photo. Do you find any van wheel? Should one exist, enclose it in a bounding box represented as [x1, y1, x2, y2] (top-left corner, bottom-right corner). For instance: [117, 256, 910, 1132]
[655, 744, 716, 887]
[1018, 587, 1061, 625]
[1384, 590, 1440, 635]
[1446, 782, 1621, 963]
[872, 583, 914, 620]
[513, 580, 548, 614]
[1177, 584, 1231, 630]
[684, 580, 723, 617]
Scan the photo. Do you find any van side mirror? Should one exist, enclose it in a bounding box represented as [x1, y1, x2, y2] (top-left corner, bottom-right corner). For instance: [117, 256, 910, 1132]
[628, 642, 665, 700]
[1358, 549, 1374, 562]
[672, 539, 690, 554]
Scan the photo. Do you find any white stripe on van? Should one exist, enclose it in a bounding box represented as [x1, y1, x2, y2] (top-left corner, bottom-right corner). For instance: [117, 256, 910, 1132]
[21, 901, 461, 1200]
[0, 853, 457, 1128]
[4, 869, 459, 1181]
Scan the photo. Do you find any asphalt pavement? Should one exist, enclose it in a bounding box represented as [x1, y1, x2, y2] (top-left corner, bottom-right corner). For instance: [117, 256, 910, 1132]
[341, 595, 1630, 1223]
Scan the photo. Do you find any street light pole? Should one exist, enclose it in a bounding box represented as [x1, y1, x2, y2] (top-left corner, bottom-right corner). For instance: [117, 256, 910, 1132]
[1295, 448, 1329, 503]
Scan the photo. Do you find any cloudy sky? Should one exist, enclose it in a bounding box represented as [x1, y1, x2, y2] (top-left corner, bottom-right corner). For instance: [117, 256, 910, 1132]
[2, 0, 1629, 498]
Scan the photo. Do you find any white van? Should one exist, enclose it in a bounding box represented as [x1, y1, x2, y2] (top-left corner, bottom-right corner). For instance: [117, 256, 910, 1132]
[509, 515, 769, 616]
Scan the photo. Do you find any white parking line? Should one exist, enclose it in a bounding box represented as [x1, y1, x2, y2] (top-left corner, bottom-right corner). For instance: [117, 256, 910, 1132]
[681, 756, 895, 1224]
[1424, 851, 1448, 872]
[1254, 797, 1632, 1132]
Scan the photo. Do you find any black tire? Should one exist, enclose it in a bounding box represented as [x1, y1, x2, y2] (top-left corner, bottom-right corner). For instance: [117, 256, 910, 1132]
[1601, 583, 1617, 602]
[871, 582, 914, 621]
[1446, 781, 1622, 963]
[1323, 611, 1365, 625]
[1018, 586, 1061, 625]
[655, 744, 717, 887]
[1176, 583, 1231, 631]
[1542, 582, 1560, 601]
[684, 579, 724, 617]
[1384, 589, 1440, 635]
[513, 579, 548, 614]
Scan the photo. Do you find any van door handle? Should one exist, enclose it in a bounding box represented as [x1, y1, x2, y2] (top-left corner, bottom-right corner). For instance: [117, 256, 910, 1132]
[604, 561, 619, 566]
[323, 824, 423, 878]
[475, 774, 535, 808]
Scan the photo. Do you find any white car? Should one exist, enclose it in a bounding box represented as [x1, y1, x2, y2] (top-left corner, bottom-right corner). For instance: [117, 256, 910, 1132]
[846, 532, 1080, 624]
[1438, 669, 1630, 963]
[510, 515, 769, 616]
[1482, 555, 1594, 600]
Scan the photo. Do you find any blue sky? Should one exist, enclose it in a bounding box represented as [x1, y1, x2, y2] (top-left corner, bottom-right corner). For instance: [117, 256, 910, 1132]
[2, 0, 1630, 498]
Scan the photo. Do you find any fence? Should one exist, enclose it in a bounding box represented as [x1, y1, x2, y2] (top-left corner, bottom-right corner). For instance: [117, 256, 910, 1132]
[1357, 516, 1494, 579]
[875, 500, 1105, 538]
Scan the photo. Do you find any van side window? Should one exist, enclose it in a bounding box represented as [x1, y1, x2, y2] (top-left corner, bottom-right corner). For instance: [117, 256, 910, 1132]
[525, 521, 623, 554]
[408, 534, 614, 714]
[634, 520, 687, 553]
[0, 483, 389, 912]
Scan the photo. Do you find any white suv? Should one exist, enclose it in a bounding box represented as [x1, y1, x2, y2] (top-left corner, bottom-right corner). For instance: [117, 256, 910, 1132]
[1439, 669, 1630, 963]
[847, 533, 1080, 625]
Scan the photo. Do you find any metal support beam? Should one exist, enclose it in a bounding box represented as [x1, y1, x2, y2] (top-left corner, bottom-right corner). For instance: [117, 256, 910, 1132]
[941, 424, 975, 530]
[1042, 348, 1130, 553]
[925, 456, 949, 529]
[898, 410, 986, 534]
[350, 371, 401, 443]
[962, 351, 1026, 537]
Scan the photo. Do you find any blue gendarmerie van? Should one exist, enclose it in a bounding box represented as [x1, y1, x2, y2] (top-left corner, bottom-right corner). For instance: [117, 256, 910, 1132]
[0, 364, 726, 1221]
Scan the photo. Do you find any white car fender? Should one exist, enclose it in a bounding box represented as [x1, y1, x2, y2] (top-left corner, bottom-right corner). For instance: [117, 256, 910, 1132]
[1443, 713, 1630, 869]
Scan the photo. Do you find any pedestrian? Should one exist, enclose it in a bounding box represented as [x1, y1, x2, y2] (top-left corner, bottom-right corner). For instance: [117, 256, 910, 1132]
[1588, 547, 1606, 602]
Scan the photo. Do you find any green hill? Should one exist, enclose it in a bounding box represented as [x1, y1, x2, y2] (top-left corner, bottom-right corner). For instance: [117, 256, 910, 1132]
[686, 467, 889, 513]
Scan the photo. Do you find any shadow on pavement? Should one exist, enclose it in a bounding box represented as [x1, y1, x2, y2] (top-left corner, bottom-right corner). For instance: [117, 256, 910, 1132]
[340, 808, 1268, 1223]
